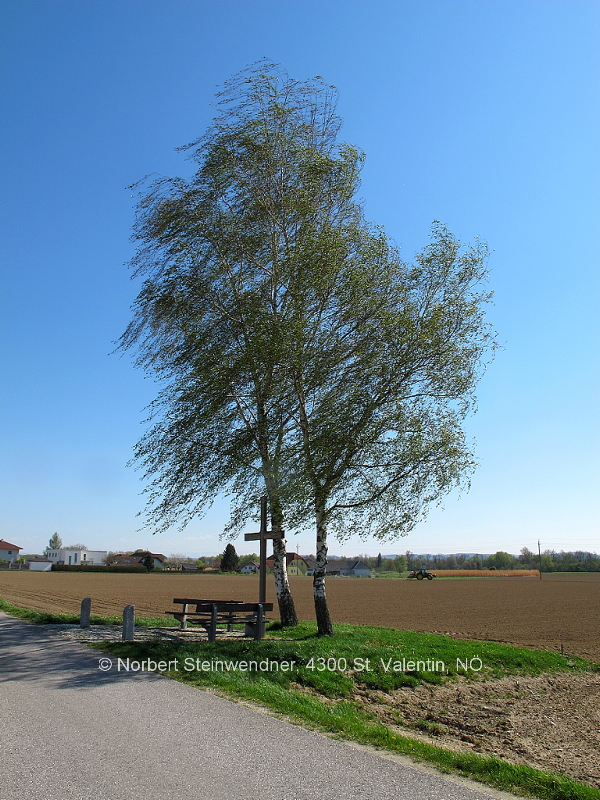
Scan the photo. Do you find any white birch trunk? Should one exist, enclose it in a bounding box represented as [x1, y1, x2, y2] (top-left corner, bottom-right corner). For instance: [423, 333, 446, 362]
[272, 533, 298, 627]
[313, 503, 333, 635]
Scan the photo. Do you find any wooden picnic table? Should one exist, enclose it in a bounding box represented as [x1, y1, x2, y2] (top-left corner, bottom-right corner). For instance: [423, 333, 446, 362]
[167, 598, 274, 641]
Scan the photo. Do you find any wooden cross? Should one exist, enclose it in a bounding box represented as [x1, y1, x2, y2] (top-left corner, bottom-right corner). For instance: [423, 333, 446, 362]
[244, 496, 283, 604]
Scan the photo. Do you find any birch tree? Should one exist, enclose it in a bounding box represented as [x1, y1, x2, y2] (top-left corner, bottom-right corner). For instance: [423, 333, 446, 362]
[118, 63, 368, 627]
[119, 62, 495, 635]
[286, 223, 496, 633]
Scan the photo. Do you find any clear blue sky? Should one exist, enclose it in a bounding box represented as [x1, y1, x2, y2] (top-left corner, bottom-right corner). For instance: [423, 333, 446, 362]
[1, 0, 598, 559]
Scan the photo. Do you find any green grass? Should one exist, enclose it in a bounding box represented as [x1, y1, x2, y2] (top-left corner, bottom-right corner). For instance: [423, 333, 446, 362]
[93, 621, 595, 699]
[0, 598, 178, 627]
[2, 597, 598, 800]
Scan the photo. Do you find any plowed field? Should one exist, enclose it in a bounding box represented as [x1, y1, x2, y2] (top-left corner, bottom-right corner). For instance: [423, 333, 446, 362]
[1, 571, 598, 661]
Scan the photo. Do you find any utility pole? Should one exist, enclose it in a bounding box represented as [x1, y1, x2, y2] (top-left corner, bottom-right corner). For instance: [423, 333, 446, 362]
[538, 539, 542, 580]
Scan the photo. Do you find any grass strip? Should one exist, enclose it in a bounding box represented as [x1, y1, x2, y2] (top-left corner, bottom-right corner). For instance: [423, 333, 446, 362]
[0, 597, 177, 627]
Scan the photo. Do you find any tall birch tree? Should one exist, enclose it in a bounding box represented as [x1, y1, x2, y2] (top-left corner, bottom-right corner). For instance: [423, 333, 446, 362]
[119, 62, 495, 635]
[286, 223, 496, 633]
[118, 63, 369, 626]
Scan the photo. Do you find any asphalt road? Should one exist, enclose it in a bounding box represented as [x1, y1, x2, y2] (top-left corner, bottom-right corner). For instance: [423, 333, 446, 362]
[0, 613, 519, 800]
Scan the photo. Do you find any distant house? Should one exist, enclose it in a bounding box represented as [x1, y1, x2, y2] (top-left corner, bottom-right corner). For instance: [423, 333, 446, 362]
[304, 558, 371, 577]
[266, 553, 309, 577]
[45, 547, 108, 566]
[331, 559, 371, 577]
[26, 558, 53, 572]
[240, 561, 260, 574]
[0, 539, 22, 563]
[112, 552, 165, 570]
[181, 563, 198, 572]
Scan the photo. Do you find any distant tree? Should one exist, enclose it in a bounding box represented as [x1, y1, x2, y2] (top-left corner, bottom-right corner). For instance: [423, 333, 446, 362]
[142, 553, 155, 572]
[393, 554, 408, 573]
[195, 559, 206, 571]
[105, 551, 125, 566]
[239, 553, 260, 568]
[220, 544, 240, 572]
[519, 547, 535, 568]
[486, 551, 516, 570]
[540, 553, 555, 573]
[376, 553, 382, 569]
[65, 543, 87, 550]
[48, 532, 62, 549]
[163, 553, 187, 570]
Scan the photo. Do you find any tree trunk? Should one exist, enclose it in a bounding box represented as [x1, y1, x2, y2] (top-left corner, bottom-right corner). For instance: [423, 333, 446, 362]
[313, 505, 333, 635]
[269, 497, 298, 627]
[272, 534, 298, 627]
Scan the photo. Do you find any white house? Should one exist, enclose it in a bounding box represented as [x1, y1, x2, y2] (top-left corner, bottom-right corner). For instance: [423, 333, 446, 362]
[44, 547, 107, 566]
[0, 539, 22, 563]
[240, 561, 260, 574]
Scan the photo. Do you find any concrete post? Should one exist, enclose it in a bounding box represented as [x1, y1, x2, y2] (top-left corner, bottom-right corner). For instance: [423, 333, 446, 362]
[80, 597, 91, 628]
[122, 604, 135, 641]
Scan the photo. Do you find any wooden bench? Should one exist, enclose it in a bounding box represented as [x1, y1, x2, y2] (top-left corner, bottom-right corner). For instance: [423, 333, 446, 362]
[167, 599, 274, 642]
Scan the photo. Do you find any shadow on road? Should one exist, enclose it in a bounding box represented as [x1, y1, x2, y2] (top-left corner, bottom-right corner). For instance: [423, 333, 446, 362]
[0, 613, 163, 690]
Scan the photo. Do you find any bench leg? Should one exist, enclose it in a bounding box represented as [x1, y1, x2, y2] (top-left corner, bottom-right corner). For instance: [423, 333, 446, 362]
[181, 603, 189, 631]
[206, 604, 218, 643]
[244, 605, 266, 640]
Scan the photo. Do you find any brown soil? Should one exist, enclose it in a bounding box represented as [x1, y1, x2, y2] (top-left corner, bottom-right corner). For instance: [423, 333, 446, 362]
[354, 671, 600, 788]
[2, 570, 599, 787]
[2, 570, 597, 658]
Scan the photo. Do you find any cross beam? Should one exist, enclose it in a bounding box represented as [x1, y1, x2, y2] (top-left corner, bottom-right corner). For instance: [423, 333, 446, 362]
[244, 496, 283, 605]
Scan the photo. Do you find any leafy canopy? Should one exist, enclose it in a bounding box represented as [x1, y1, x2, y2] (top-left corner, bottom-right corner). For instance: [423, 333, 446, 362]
[119, 62, 496, 546]
[120, 63, 377, 536]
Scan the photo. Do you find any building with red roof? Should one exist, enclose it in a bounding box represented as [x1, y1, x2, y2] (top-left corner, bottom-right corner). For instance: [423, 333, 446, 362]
[0, 539, 22, 563]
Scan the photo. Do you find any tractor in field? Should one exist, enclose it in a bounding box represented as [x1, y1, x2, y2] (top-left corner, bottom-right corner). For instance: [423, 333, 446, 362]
[407, 568, 436, 580]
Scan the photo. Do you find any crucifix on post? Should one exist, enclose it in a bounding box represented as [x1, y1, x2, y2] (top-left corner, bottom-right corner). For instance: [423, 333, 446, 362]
[244, 496, 284, 605]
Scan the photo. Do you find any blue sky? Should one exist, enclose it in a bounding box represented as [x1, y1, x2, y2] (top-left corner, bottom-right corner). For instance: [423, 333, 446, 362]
[1, 0, 598, 558]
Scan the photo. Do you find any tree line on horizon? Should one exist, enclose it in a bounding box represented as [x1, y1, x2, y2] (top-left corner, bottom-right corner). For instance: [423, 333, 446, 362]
[365, 548, 600, 573]
[100, 545, 598, 574]
[19, 536, 598, 574]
